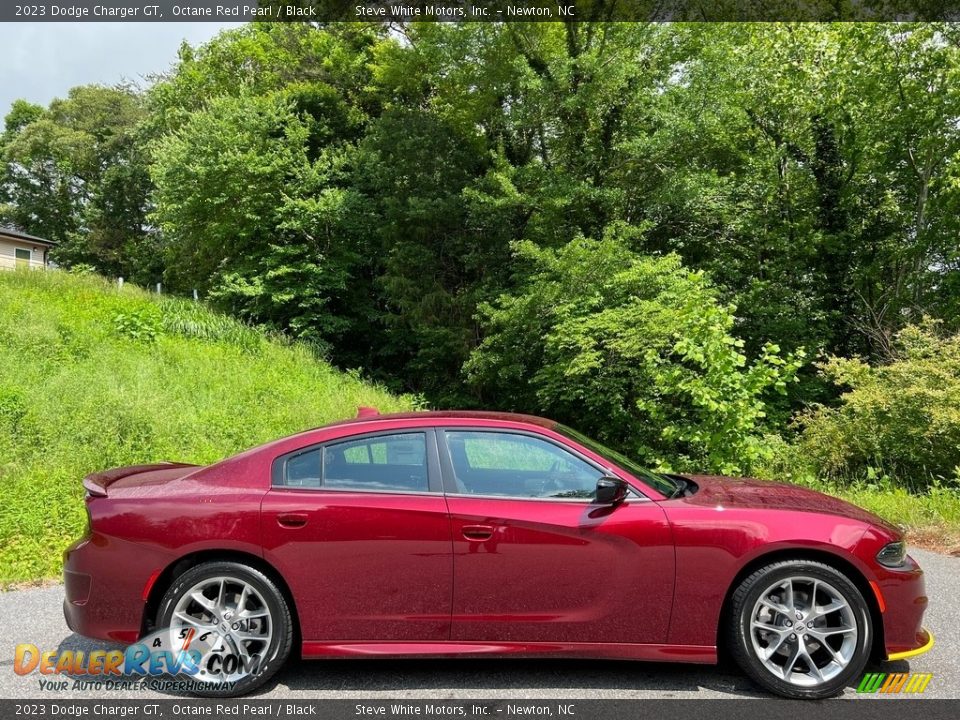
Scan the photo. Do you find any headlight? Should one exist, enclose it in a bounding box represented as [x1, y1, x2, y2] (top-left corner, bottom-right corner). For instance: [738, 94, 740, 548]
[876, 540, 907, 568]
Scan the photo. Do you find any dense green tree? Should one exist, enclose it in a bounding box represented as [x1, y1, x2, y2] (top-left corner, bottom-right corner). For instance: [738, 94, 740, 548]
[150, 94, 309, 290]
[636, 24, 960, 363]
[149, 94, 361, 352]
[6, 21, 960, 475]
[147, 25, 385, 353]
[465, 230, 803, 474]
[0, 86, 156, 280]
[146, 22, 383, 135]
[1, 99, 81, 244]
[347, 107, 497, 400]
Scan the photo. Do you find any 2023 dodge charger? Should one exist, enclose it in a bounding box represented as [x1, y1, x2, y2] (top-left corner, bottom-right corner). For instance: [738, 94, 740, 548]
[64, 409, 932, 698]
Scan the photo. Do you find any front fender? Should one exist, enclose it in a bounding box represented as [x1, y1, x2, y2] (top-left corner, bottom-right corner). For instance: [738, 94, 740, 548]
[662, 504, 871, 647]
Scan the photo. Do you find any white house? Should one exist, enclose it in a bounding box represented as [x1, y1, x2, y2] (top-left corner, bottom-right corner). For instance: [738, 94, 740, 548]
[0, 226, 56, 269]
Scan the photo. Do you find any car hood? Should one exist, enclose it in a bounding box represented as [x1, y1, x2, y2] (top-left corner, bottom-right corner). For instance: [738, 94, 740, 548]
[675, 474, 899, 534]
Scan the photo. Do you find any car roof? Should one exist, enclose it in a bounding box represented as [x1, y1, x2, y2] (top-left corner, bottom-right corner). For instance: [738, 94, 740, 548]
[321, 410, 559, 431]
[227, 409, 563, 463]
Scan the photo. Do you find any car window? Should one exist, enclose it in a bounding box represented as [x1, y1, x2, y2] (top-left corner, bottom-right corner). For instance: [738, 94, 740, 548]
[323, 432, 428, 492]
[555, 424, 680, 497]
[286, 448, 322, 487]
[444, 431, 602, 499]
[282, 432, 429, 492]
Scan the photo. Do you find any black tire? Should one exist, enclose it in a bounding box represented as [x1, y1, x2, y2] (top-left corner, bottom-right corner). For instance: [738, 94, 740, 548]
[727, 560, 872, 699]
[155, 561, 294, 697]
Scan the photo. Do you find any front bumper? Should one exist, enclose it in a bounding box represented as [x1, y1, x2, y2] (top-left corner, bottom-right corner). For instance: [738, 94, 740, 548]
[887, 627, 934, 661]
[872, 551, 930, 660]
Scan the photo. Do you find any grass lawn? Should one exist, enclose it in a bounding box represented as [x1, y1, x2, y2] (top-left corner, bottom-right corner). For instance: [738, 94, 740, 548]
[0, 270, 414, 585]
[830, 485, 960, 555]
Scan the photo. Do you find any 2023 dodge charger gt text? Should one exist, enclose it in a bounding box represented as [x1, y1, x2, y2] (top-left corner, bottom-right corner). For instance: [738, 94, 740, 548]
[63, 409, 932, 699]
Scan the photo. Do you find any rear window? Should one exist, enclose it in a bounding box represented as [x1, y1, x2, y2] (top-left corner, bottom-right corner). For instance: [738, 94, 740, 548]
[281, 432, 428, 493]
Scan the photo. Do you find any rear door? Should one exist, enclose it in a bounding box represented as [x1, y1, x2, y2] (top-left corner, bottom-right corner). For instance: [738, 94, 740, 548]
[260, 428, 453, 642]
[440, 427, 675, 645]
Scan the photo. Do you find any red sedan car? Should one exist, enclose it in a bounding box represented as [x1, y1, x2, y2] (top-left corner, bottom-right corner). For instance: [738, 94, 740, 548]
[63, 409, 931, 699]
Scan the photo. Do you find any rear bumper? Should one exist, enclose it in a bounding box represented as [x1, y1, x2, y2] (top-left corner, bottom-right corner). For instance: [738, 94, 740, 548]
[62, 534, 172, 644]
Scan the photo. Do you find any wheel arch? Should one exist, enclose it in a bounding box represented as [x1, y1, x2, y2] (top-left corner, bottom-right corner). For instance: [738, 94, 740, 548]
[140, 549, 301, 655]
[716, 547, 885, 663]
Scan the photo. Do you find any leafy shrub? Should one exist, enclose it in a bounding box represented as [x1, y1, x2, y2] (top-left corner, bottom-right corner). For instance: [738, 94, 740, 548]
[797, 321, 960, 490]
[465, 230, 804, 474]
[113, 307, 163, 342]
[752, 433, 817, 485]
[67, 263, 98, 276]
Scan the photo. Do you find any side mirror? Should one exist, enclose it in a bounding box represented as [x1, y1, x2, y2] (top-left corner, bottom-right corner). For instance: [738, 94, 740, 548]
[595, 475, 628, 505]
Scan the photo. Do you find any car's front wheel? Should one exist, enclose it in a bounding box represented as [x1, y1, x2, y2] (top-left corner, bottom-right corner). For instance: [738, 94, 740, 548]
[727, 559, 872, 699]
[156, 561, 293, 697]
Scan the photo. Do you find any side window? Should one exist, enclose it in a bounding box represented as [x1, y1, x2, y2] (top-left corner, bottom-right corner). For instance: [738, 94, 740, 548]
[323, 432, 428, 492]
[444, 431, 602, 499]
[285, 448, 322, 487]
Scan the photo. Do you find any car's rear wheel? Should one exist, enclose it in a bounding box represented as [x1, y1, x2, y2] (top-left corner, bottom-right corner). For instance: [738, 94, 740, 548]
[727, 560, 872, 699]
[156, 561, 293, 697]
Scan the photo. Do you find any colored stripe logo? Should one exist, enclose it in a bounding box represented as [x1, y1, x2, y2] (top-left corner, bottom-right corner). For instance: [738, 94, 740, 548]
[857, 672, 933, 694]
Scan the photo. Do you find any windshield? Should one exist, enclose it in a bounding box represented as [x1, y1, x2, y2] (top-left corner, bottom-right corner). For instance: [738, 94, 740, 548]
[556, 425, 680, 497]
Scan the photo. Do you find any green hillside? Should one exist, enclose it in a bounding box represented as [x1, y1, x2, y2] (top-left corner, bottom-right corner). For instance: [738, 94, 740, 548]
[0, 270, 414, 584]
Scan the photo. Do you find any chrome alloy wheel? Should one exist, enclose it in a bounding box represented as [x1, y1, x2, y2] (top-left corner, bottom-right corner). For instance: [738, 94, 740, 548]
[169, 576, 273, 682]
[749, 575, 858, 687]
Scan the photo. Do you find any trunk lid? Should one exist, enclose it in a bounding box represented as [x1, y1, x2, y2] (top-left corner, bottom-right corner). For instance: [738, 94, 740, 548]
[83, 462, 200, 497]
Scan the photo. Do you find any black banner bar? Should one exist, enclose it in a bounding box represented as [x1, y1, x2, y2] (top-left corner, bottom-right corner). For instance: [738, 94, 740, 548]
[1, 700, 959, 720]
[2, 1, 960, 23]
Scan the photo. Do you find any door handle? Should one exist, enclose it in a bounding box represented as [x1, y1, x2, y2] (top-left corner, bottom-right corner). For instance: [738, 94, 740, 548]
[462, 525, 494, 541]
[277, 512, 308, 528]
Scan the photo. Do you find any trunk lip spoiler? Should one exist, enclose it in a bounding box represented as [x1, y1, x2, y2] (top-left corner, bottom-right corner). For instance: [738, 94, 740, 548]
[83, 462, 199, 497]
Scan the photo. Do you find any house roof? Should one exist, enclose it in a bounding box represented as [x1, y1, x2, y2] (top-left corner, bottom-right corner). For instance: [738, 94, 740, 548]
[0, 226, 57, 246]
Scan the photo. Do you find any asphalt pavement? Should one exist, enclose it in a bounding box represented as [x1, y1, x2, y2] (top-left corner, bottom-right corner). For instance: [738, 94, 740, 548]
[0, 548, 955, 700]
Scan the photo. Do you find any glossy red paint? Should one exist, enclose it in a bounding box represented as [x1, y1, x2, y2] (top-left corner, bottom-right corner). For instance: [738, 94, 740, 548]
[855, 525, 928, 657]
[261, 490, 453, 641]
[299, 641, 715, 663]
[62, 410, 929, 668]
[444, 495, 674, 644]
[657, 474, 889, 648]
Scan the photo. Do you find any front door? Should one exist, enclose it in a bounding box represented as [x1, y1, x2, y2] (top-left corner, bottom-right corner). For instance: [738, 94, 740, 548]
[439, 428, 675, 645]
[261, 428, 453, 642]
